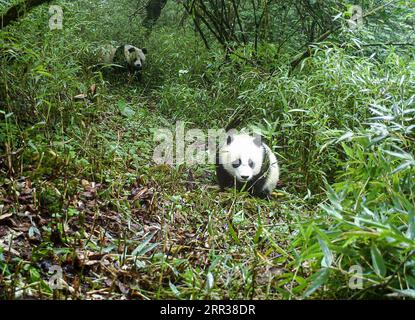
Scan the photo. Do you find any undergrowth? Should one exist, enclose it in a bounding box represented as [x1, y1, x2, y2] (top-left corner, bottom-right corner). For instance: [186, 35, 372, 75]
[0, 0, 414, 299]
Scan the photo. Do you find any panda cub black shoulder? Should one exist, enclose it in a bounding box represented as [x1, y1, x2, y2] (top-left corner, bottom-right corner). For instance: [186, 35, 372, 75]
[101, 44, 147, 76]
[216, 132, 280, 198]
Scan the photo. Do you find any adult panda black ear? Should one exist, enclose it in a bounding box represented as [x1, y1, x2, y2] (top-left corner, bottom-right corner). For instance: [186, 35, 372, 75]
[141, 48, 148, 54]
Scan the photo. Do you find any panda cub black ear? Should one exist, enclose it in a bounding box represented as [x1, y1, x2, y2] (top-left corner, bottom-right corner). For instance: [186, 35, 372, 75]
[253, 135, 262, 147]
[141, 48, 148, 54]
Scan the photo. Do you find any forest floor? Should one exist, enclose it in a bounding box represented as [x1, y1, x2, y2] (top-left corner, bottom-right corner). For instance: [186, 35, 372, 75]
[1, 77, 315, 299]
[4, 0, 413, 300]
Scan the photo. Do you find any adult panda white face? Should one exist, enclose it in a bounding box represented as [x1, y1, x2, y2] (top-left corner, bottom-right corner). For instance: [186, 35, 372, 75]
[124, 45, 147, 72]
[219, 134, 265, 183]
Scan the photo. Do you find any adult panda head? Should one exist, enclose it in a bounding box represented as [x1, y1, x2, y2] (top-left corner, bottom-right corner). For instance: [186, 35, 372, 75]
[122, 45, 147, 72]
[216, 132, 280, 198]
[101, 44, 147, 76]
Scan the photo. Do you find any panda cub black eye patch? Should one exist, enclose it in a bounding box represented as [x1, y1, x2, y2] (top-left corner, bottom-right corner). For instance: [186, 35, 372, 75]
[232, 159, 241, 168]
[248, 159, 254, 168]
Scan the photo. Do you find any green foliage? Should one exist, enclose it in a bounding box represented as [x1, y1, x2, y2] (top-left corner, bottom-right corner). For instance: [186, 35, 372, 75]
[298, 93, 415, 298]
[1, 0, 415, 300]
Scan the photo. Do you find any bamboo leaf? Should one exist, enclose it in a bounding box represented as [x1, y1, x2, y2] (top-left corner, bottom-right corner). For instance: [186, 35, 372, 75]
[371, 245, 386, 277]
[304, 268, 330, 298]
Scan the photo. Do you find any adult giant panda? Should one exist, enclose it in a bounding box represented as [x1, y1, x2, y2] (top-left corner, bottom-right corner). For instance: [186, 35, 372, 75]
[101, 44, 147, 77]
[216, 131, 280, 198]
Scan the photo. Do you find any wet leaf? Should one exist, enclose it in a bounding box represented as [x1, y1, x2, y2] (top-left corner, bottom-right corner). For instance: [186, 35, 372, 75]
[304, 268, 330, 298]
[371, 245, 386, 277]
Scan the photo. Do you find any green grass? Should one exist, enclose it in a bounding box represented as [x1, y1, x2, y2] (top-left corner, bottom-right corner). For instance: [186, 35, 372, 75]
[1, 0, 414, 299]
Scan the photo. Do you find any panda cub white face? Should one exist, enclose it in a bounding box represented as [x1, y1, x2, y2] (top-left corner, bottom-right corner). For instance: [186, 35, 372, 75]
[219, 134, 264, 183]
[216, 131, 280, 197]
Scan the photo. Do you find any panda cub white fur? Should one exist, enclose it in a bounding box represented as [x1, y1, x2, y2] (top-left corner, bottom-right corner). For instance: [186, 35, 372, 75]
[101, 44, 147, 75]
[216, 133, 280, 198]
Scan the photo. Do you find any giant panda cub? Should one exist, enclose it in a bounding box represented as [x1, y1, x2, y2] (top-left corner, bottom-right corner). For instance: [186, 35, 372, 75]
[101, 44, 147, 78]
[216, 132, 280, 198]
